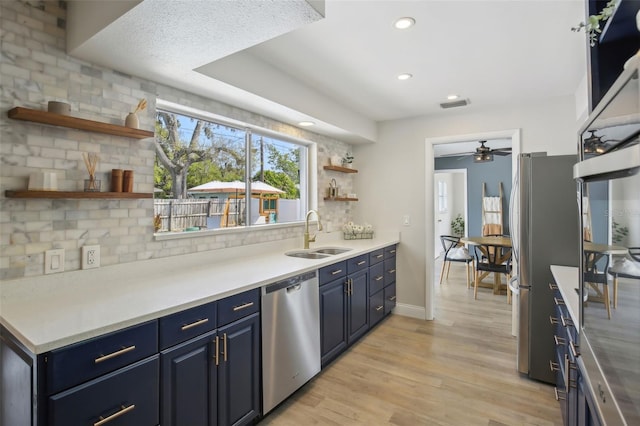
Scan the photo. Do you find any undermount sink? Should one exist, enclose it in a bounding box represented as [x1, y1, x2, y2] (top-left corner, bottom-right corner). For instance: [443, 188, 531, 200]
[312, 247, 352, 255]
[285, 251, 330, 259]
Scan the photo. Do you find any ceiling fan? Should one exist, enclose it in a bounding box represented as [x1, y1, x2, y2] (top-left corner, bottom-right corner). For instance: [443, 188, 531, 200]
[441, 140, 512, 163]
[582, 130, 620, 155]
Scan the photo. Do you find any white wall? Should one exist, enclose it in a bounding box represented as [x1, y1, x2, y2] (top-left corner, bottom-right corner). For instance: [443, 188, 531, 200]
[353, 95, 582, 318]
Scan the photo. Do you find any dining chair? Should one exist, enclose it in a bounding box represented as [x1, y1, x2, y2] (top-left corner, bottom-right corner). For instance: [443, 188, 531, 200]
[439, 235, 474, 288]
[607, 247, 640, 309]
[584, 250, 611, 319]
[473, 244, 512, 302]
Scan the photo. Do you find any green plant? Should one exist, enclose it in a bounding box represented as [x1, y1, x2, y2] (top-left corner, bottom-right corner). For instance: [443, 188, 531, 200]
[571, 0, 617, 47]
[612, 220, 628, 244]
[451, 214, 465, 237]
[342, 151, 354, 165]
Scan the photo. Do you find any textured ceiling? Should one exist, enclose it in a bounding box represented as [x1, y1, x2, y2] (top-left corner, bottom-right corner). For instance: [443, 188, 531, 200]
[67, 0, 588, 145]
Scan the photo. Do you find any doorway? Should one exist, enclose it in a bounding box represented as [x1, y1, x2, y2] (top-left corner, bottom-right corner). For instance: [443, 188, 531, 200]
[424, 129, 521, 320]
[434, 169, 468, 258]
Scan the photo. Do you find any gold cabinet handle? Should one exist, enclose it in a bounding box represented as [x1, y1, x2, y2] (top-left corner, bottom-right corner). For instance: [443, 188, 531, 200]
[375, 276, 383, 281]
[233, 302, 254, 311]
[223, 333, 228, 362]
[389, 249, 396, 254]
[94, 345, 135, 364]
[553, 297, 565, 306]
[569, 341, 580, 358]
[350, 278, 354, 294]
[375, 305, 383, 311]
[389, 296, 396, 301]
[561, 316, 573, 327]
[549, 282, 558, 290]
[554, 387, 566, 401]
[549, 360, 560, 372]
[181, 318, 209, 331]
[214, 336, 219, 366]
[549, 316, 559, 325]
[94, 404, 135, 426]
[376, 254, 383, 259]
[357, 260, 366, 266]
[388, 269, 396, 274]
[553, 335, 566, 346]
[331, 269, 343, 275]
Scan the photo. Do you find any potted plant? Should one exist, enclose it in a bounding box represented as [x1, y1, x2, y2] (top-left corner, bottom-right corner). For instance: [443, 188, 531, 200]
[342, 151, 354, 168]
[571, 0, 617, 47]
[451, 214, 465, 237]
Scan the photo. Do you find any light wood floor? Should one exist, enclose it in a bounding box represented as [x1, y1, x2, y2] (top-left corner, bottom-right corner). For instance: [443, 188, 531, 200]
[261, 258, 563, 425]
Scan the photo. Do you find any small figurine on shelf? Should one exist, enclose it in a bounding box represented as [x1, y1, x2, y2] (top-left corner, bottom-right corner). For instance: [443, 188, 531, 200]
[125, 98, 147, 129]
[342, 151, 354, 168]
[83, 152, 100, 192]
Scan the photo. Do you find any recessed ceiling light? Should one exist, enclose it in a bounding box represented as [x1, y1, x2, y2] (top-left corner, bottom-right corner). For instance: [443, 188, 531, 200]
[447, 94, 459, 100]
[394, 17, 415, 29]
[397, 73, 413, 81]
[298, 121, 315, 127]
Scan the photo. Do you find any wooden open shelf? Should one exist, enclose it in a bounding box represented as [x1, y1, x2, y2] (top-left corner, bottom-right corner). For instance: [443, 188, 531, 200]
[5, 190, 152, 199]
[8, 107, 154, 139]
[323, 165, 358, 173]
[324, 197, 358, 202]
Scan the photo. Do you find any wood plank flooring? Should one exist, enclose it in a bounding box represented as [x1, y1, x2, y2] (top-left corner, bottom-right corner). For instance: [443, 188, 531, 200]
[261, 258, 563, 425]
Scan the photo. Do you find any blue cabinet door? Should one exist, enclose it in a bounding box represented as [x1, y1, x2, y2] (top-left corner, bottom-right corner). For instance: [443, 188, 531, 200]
[347, 269, 369, 344]
[217, 312, 260, 426]
[319, 277, 348, 367]
[160, 330, 217, 426]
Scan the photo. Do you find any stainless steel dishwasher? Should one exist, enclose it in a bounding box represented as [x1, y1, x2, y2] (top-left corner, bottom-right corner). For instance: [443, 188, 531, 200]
[262, 270, 320, 414]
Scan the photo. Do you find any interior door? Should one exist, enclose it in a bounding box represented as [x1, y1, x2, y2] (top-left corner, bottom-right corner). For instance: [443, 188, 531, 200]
[434, 173, 452, 257]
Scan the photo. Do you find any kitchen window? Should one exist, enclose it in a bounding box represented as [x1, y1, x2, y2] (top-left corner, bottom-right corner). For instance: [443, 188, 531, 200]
[154, 100, 312, 234]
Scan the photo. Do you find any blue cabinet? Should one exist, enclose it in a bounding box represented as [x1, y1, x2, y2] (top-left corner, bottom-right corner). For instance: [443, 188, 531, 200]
[347, 268, 369, 343]
[319, 268, 348, 367]
[161, 291, 261, 426]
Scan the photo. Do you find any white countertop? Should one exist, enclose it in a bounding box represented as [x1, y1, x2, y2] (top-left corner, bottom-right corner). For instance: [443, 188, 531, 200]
[0, 232, 399, 354]
[550, 265, 580, 327]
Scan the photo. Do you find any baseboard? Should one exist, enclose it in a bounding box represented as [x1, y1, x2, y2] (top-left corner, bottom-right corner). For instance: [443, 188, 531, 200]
[393, 303, 427, 320]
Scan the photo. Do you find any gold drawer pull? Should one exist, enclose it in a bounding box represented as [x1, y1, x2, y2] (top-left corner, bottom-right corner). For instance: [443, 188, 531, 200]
[554, 297, 565, 306]
[549, 316, 560, 325]
[232, 302, 254, 311]
[554, 387, 565, 401]
[549, 360, 560, 372]
[94, 345, 136, 364]
[331, 269, 343, 275]
[549, 283, 558, 290]
[561, 316, 573, 328]
[376, 305, 384, 311]
[376, 254, 383, 259]
[94, 404, 135, 426]
[553, 335, 566, 346]
[389, 296, 396, 301]
[388, 269, 396, 274]
[389, 249, 396, 254]
[181, 318, 209, 331]
[569, 341, 580, 358]
[357, 260, 367, 266]
[375, 276, 383, 281]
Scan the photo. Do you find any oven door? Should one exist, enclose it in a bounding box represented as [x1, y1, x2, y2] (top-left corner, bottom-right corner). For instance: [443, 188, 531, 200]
[574, 145, 640, 425]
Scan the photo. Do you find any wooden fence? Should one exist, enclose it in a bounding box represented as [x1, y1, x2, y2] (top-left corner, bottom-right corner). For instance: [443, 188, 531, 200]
[153, 199, 244, 232]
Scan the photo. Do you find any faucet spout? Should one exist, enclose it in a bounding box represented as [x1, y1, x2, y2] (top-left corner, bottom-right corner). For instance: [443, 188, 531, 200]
[304, 209, 323, 249]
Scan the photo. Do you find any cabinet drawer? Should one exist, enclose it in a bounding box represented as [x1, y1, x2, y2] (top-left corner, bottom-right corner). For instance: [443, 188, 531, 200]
[218, 288, 260, 327]
[48, 355, 159, 426]
[347, 254, 369, 273]
[384, 245, 397, 259]
[369, 291, 385, 327]
[159, 300, 217, 350]
[319, 261, 347, 285]
[384, 258, 397, 286]
[47, 321, 157, 395]
[384, 282, 396, 315]
[369, 249, 384, 265]
[369, 262, 384, 296]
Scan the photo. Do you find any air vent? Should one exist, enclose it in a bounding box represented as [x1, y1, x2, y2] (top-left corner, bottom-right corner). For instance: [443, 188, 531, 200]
[440, 99, 469, 109]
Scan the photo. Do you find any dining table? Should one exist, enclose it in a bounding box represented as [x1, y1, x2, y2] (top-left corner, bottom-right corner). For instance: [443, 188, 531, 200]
[460, 235, 512, 294]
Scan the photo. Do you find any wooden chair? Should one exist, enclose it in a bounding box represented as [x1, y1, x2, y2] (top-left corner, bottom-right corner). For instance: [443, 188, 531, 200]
[439, 235, 474, 288]
[607, 247, 640, 309]
[473, 244, 512, 302]
[584, 250, 611, 319]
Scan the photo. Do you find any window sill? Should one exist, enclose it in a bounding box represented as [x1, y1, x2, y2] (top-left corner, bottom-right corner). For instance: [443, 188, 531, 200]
[153, 220, 306, 241]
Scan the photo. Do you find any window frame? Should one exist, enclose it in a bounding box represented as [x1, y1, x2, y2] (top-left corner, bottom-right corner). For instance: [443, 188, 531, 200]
[154, 99, 317, 240]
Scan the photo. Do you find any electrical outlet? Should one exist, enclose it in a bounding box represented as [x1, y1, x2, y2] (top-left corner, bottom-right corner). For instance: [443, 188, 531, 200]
[82, 245, 100, 269]
[45, 249, 65, 274]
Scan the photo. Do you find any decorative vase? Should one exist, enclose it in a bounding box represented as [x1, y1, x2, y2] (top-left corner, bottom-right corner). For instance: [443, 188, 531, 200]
[125, 112, 139, 129]
[84, 177, 100, 192]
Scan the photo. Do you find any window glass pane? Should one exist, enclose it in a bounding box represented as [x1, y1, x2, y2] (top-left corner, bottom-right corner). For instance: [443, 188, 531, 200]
[250, 133, 305, 225]
[154, 110, 247, 232]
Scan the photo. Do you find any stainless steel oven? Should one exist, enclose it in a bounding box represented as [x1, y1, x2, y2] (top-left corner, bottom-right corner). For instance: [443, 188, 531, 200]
[574, 56, 640, 425]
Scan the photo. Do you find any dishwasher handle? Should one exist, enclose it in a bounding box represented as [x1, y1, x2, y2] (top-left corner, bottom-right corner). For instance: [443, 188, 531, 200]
[265, 271, 317, 294]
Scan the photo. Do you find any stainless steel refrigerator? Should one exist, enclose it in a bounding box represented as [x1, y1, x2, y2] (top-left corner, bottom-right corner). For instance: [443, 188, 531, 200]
[510, 153, 579, 384]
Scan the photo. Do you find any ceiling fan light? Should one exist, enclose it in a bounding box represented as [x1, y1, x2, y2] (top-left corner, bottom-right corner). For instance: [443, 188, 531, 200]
[473, 152, 494, 163]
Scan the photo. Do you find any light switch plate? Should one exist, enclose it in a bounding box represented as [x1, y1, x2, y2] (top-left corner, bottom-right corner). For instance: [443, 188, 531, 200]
[45, 249, 65, 274]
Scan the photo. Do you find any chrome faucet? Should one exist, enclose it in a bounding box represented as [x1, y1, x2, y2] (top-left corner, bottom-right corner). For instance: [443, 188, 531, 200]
[304, 209, 323, 249]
